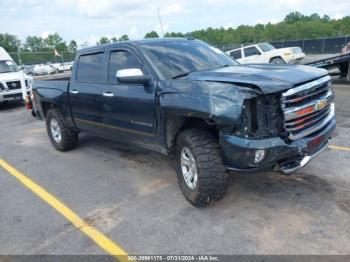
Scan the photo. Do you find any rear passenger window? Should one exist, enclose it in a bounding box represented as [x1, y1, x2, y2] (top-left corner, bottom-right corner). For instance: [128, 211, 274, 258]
[108, 51, 142, 83]
[244, 47, 261, 57]
[230, 50, 242, 59]
[76, 53, 104, 83]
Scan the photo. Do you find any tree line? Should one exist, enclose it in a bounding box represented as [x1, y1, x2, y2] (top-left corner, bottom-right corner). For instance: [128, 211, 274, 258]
[1, 11, 349, 54]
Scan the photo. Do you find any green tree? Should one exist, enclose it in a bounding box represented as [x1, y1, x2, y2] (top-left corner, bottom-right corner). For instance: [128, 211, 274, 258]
[164, 32, 185, 38]
[119, 35, 129, 41]
[284, 11, 304, 23]
[111, 37, 118, 42]
[97, 37, 110, 45]
[68, 40, 77, 51]
[45, 33, 66, 50]
[24, 36, 45, 51]
[0, 33, 21, 52]
[144, 31, 159, 38]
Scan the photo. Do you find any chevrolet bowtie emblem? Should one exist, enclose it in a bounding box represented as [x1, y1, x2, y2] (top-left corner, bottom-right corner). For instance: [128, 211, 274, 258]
[316, 100, 327, 111]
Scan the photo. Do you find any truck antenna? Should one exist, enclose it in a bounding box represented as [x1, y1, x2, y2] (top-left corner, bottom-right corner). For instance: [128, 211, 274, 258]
[157, 8, 164, 37]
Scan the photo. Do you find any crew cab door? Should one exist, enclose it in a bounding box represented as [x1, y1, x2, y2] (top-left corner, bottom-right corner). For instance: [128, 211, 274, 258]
[242, 46, 263, 64]
[99, 47, 157, 143]
[69, 51, 106, 133]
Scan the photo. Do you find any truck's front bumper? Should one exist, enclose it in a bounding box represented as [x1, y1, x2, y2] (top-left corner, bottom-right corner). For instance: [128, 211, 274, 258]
[0, 90, 23, 102]
[219, 118, 336, 174]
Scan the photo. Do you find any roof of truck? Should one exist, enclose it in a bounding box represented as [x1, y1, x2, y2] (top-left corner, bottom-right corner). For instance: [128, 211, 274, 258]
[78, 38, 196, 53]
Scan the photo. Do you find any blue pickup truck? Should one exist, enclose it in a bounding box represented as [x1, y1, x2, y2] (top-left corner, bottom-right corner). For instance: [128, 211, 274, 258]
[31, 38, 336, 206]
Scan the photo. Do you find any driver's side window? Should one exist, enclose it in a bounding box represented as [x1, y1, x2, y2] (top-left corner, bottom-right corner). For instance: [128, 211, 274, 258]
[108, 51, 143, 83]
[244, 46, 261, 57]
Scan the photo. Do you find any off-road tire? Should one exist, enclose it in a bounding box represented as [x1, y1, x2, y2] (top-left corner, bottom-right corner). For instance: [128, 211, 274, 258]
[46, 108, 78, 151]
[175, 128, 228, 207]
[270, 57, 285, 64]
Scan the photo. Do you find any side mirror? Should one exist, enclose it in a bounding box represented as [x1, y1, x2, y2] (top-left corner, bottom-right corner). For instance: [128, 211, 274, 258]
[116, 68, 151, 84]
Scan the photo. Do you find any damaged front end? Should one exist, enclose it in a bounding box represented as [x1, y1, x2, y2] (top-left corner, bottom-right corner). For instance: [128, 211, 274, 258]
[160, 75, 335, 174]
[219, 76, 336, 174]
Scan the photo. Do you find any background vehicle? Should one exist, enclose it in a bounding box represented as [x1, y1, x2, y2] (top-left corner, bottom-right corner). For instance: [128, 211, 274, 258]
[227, 42, 305, 64]
[52, 62, 73, 73]
[33, 64, 58, 75]
[30, 39, 335, 206]
[0, 47, 32, 103]
[21, 65, 35, 76]
[305, 53, 350, 80]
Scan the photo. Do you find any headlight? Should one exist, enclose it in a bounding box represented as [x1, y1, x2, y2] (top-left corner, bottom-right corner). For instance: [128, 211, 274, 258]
[25, 77, 33, 89]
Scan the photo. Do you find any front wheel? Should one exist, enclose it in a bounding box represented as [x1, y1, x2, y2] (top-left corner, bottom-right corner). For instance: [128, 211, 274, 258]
[270, 57, 285, 64]
[45, 108, 78, 151]
[175, 128, 228, 207]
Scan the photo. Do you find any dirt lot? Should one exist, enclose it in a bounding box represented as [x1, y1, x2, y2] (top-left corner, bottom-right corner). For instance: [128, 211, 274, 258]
[0, 84, 350, 256]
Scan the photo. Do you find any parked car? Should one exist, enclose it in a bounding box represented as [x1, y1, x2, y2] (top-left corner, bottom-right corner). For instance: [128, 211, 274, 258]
[0, 47, 32, 103]
[21, 65, 35, 76]
[52, 62, 72, 73]
[33, 64, 58, 75]
[30, 39, 335, 206]
[227, 42, 305, 64]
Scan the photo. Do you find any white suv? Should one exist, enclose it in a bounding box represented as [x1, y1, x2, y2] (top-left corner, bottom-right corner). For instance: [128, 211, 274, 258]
[0, 47, 32, 103]
[226, 42, 305, 64]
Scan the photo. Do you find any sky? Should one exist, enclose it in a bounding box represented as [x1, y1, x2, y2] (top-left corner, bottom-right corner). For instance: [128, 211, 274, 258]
[0, 0, 349, 47]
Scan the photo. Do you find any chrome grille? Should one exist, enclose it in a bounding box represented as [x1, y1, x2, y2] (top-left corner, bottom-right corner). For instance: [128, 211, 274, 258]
[6, 80, 21, 90]
[281, 75, 335, 140]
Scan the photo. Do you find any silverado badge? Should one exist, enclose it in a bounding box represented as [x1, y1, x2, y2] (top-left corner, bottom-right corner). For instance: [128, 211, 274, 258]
[316, 100, 328, 111]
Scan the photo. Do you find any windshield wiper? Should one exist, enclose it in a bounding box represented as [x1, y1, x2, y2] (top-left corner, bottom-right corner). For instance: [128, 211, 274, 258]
[215, 64, 233, 69]
[172, 70, 194, 79]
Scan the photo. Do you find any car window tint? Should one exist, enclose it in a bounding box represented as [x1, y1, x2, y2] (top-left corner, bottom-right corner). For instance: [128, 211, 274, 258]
[108, 51, 142, 83]
[244, 47, 261, 57]
[76, 53, 104, 83]
[230, 50, 242, 59]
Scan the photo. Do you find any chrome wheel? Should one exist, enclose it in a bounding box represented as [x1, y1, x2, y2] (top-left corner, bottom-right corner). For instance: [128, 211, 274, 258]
[180, 147, 198, 190]
[50, 119, 62, 143]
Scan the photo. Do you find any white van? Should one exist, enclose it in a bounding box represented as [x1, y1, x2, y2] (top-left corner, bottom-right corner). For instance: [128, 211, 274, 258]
[0, 47, 32, 103]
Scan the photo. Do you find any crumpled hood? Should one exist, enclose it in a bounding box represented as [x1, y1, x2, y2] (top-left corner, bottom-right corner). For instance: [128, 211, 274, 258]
[184, 64, 328, 94]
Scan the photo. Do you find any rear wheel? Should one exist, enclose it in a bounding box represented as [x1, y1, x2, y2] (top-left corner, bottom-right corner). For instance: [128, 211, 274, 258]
[175, 128, 228, 207]
[271, 57, 285, 64]
[46, 108, 78, 151]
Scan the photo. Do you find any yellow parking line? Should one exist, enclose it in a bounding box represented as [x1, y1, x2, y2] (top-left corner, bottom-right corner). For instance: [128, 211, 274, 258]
[0, 158, 128, 262]
[329, 145, 350, 152]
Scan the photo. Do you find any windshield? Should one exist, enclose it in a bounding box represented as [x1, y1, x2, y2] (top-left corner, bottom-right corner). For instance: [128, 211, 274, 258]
[140, 40, 239, 79]
[0, 60, 18, 73]
[257, 43, 275, 52]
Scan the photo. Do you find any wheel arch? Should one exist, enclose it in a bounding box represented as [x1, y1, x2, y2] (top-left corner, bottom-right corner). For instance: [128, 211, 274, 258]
[41, 101, 58, 117]
[269, 56, 285, 63]
[164, 115, 220, 154]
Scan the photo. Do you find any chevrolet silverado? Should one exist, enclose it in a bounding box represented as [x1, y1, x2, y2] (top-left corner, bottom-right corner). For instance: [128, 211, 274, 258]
[31, 39, 336, 206]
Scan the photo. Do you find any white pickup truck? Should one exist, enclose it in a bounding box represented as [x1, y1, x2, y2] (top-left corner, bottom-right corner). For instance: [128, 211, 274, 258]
[0, 47, 32, 104]
[226, 42, 305, 64]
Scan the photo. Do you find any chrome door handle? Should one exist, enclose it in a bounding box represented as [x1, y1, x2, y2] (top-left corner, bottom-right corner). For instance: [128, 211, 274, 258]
[102, 92, 114, 97]
[70, 90, 79, 94]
